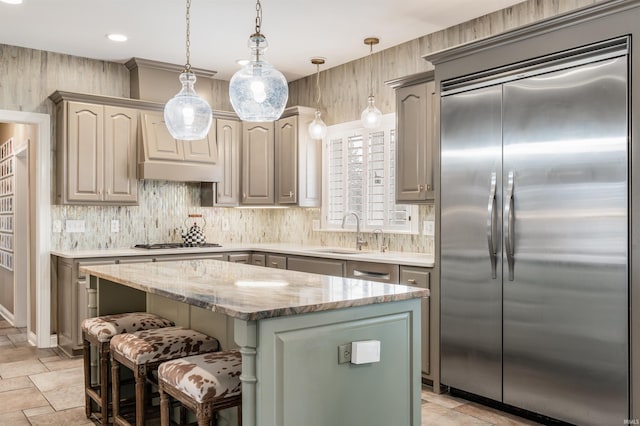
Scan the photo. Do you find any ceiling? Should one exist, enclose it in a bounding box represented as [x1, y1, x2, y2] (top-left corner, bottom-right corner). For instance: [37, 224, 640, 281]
[0, 0, 525, 81]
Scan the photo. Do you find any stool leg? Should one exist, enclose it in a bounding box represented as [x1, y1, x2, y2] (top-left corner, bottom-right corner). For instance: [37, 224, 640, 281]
[159, 385, 170, 426]
[135, 364, 146, 426]
[83, 337, 91, 419]
[99, 343, 109, 424]
[238, 403, 242, 426]
[111, 355, 120, 422]
[197, 403, 212, 426]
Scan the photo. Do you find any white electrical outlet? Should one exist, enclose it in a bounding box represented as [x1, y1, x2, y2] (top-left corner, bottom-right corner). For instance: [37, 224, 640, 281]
[221, 218, 230, 231]
[111, 220, 120, 233]
[66, 219, 85, 233]
[53, 220, 62, 233]
[423, 220, 435, 236]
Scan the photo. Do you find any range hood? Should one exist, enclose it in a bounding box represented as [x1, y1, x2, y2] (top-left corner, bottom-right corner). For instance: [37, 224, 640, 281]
[126, 58, 230, 183]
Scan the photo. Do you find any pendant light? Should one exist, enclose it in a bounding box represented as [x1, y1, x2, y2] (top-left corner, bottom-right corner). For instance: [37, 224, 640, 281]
[360, 37, 382, 129]
[308, 57, 328, 140]
[229, 0, 288, 122]
[164, 0, 212, 140]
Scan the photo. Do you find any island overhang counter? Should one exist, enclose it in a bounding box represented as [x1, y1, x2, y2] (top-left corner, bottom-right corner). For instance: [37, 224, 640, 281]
[80, 259, 427, 426]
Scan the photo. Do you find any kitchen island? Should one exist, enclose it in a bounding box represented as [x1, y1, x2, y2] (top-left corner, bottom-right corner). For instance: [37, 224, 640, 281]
[81, 259, 427, 426]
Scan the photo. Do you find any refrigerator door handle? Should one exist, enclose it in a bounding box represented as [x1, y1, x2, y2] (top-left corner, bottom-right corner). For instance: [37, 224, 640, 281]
[505, 170, 515, 281]
[487, 172, 498, 279]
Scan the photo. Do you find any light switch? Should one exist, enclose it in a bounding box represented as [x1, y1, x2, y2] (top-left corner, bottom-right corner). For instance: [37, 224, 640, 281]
[351, 340, 381, 364]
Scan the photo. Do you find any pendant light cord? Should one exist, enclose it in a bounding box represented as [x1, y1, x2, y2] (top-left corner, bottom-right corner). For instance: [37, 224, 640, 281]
[315, 63, 322, 107]
[368, 43, 373, 97]
[184, 0, 192, 72]
[255, 0, 262, 35]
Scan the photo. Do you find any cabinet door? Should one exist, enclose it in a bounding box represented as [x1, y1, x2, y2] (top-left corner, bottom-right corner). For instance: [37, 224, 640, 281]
[104, 106, 138, 203]
[251, 253, 266, 266]
[399, 266, 431, 375]
[183, 122, 218, 164]
[67, 102, 104, 202]
[395, 82, 435, 202]
[242, 122, 274, 204]
[266, 254, 287, 269]
[215, 119, 241, 206]
[276, 116, 298, 204]
[140, 111, 185, 161]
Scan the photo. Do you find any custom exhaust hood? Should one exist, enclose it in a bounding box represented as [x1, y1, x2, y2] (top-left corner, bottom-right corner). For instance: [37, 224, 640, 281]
[126, 58, 230, 182]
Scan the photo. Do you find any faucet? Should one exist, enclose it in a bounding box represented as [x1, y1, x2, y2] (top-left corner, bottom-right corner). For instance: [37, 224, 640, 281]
[342, 212, 368, 251]
[373, 228, 388, 253]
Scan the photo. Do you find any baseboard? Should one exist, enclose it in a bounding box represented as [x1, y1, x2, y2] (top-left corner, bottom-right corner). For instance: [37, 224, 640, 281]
[49, 334, 58, 348]
[28, 330, 37, 346]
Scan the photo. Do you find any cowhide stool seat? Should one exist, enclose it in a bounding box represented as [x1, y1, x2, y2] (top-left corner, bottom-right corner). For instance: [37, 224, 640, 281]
[110, 326, 220, 426]
[81, 312, 175, 425]
[158, 350, 242, 426]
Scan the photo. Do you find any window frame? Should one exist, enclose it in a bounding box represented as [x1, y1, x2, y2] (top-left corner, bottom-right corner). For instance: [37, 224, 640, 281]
[320, 113, 419, 234]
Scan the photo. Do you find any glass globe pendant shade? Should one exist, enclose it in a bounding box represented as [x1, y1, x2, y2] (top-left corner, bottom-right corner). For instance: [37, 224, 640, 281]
[308, 110, 328, 140]
[164, 72, 212, 140]
[229, 34, 288, 122]
[361, 95, 383, 129]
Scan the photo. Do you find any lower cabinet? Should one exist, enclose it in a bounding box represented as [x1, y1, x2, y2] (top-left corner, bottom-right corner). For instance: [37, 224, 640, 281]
[287, 256, 345, 276]
[251, 253, 266, 266]
[266, 254, 287, 269]
[228, 253, 251, 263]
[399, 266, 432, 378]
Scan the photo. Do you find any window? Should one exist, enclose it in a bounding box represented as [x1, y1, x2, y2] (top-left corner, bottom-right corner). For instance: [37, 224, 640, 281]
[322, 114, 418, 233]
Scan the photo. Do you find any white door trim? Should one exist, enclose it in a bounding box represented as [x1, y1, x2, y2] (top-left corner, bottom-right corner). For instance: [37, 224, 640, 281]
[0, 110, 51, 347]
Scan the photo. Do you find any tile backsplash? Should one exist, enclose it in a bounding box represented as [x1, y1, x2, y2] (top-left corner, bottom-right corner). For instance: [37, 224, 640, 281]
[51, 180, 434, 254]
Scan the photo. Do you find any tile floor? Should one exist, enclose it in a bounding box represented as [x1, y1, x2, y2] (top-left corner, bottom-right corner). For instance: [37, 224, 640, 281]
[0, 319, 540, 425]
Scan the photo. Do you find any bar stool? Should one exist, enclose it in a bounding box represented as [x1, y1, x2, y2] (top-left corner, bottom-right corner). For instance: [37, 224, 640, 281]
[158, 350, 242, 426]
[110, 326, 220, 426]
[82, 312, 175, 424]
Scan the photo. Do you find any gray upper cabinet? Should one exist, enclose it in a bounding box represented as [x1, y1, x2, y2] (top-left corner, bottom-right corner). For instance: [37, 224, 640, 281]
[388, 72, 436, 203]
[201, 118, 242, 206]
[53, 97, 138, 205]
[242, 121, 275, 205]
[275, 107, 321, 207]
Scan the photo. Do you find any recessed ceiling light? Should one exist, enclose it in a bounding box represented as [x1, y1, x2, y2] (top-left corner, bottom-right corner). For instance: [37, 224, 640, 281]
[106, 33, 128, 42]
[236, 59, 249, 66]
[0, 0, 24, 4]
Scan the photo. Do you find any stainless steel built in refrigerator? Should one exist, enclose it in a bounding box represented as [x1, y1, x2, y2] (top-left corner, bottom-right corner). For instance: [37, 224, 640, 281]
[440, 39, 629, 426]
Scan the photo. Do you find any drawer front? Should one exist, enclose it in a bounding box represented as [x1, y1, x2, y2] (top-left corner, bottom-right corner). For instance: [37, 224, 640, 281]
[346, 261, 399, 284]
[266, 254, 287, 269]
[251, 253, 266, 266]
[399, 267, 430, 289]
[287, 256, 345, 277]
[228, 253, 251, 263]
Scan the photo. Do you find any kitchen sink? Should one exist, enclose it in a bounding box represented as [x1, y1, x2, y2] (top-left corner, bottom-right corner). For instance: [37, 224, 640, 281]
[310, 248, 365, 255]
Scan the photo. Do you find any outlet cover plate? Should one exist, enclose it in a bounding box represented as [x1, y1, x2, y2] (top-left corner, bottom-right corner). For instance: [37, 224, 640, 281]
[111, 220, 120, 233]
[338, 343, 351, 364]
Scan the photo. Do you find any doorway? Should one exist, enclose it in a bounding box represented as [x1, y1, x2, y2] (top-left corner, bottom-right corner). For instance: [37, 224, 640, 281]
[0, 111, 51, 348]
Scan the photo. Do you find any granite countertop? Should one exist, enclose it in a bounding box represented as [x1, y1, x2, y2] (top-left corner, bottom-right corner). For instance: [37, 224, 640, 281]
[52, 243, 435, 268]
[80, 259, 429, 321]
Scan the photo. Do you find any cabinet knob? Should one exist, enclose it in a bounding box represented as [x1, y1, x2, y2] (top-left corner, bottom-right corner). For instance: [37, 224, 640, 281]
[408, 279, 417, 284]
[289, 191, 294, 197]
[426, 184, 432, 191]
[418, 184, 424, 192]
[271, 262, 279, 266]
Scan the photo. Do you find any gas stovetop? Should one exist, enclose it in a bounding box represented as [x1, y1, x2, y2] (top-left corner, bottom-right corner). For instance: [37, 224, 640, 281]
[133, 243, 222, 250]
